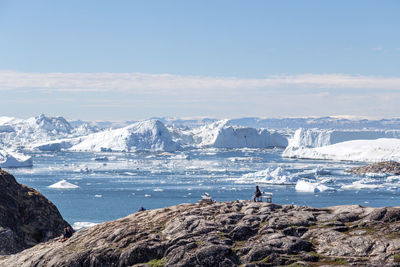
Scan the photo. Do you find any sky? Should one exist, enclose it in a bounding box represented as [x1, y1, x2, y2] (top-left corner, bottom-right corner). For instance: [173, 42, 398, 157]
[0, 0, 399, 120]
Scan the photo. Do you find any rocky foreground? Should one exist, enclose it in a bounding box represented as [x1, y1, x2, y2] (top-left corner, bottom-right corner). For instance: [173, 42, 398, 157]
[0, 169, 70, 255]
[1, 199, 400, 266]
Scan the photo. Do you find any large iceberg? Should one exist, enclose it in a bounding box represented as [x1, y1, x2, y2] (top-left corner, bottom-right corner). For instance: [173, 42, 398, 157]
[183, 120, 288, 148]
[0, 114, 95, 150]
[283, 138, 400, 162]
[287, 128, 400, 149]
[0, 149, 33, 168]
[69, 120, 179, 152]
[31, 138, 80, 152]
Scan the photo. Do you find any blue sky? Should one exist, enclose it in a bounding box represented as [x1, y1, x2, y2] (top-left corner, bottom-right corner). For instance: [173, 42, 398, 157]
[0, 0, 399, 120]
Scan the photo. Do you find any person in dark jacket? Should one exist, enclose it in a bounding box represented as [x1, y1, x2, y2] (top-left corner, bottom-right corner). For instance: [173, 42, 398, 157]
[252, 185, 262, 202]
[62, 226, 73, 242]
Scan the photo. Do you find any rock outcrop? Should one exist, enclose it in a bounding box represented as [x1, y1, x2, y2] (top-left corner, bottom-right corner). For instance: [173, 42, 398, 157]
[1, 200, 400, 266]
[0, 169, 70, 255]
[347, 161, 400, 176]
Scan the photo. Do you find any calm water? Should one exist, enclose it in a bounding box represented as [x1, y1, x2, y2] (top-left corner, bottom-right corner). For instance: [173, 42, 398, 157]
[7, 148, 400, 227]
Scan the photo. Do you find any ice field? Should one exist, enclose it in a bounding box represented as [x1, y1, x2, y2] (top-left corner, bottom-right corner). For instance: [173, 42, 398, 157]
[1, 114, 400, 229]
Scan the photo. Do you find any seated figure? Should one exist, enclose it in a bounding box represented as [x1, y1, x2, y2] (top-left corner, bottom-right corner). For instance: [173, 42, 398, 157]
[252, 185, 262, 202]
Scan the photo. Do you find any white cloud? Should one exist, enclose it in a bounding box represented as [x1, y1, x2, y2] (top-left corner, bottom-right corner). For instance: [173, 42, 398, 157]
[0, 71, 399, 94]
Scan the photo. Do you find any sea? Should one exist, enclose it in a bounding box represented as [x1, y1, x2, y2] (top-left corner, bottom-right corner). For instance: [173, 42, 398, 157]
[8, 148, 400, 229]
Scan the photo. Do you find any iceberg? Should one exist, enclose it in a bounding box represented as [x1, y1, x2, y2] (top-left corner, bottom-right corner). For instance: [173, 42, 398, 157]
[186, 120, 288, 148]
[295, 180, 335, 193]
[286, 128, 400, 149]
[0, 149, 33, 168]
[238, 167, 300, 185]
[72, 221, 98, 230]
[341, 180, 384, 190]
[31, 138, 79, 151]
[283, 138, 400, 162]
[48, 180, 79, 189]
[69, 120, 179, 152]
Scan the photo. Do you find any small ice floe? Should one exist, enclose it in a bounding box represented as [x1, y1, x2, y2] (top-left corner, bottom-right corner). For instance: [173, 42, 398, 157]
[158, 152, 174, 156]
[79, 167, 92, 173]
[387, 176, 400, 183]
[123, 172, 136, 176]
[72, 221, 99, 230]
[341, 181, 383, 190]
[341, 177, 384, 190]
[48, 180, 79, 189]
[153, 188, 164, 192]
[295, 180, 336, 193]
[95, 194, 102, 198]
[239, 167, 299, 185]
[314, 167, 331, 176]
[172, 153, 189, 160]
[93, 156, 109, 161]
[145, 194, 151, 197]
[365, 172, 388, 178]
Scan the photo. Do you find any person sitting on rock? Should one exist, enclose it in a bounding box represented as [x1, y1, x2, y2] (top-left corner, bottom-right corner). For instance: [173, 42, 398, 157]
[62, 226, 73, 242]
[252, 185, 262, 202]
[138, 206, 146, 212]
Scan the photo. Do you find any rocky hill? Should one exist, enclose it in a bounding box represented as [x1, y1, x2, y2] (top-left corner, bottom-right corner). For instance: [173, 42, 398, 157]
[347, 161, 400, 176]
[1, 199, 400, 266]
[0, 169, 70, 255]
